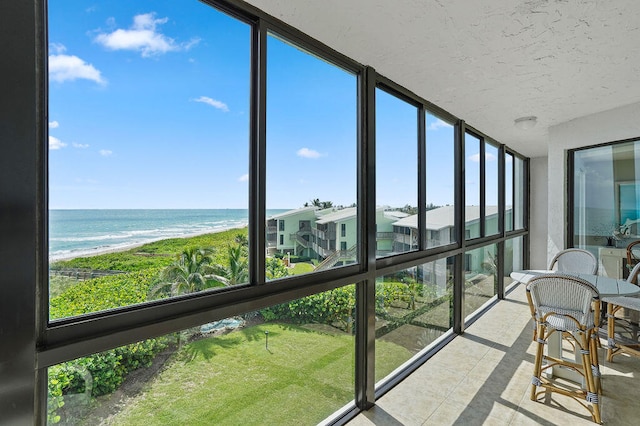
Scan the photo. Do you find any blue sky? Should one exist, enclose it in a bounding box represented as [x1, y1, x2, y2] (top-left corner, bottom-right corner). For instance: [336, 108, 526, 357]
[48, 0, 495, 210]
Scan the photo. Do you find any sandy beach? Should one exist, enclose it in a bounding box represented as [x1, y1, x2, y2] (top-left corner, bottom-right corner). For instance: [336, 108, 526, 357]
[49, 225, 248, 263]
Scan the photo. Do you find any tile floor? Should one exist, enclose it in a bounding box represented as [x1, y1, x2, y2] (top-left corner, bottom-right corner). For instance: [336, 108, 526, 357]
[348, 283, 640, 425]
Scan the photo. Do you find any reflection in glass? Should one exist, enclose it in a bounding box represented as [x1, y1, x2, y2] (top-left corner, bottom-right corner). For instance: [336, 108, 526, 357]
[505, 237, 524, 289]
[515, 156, 526, 230]
[485, 142, 499, 236]
[48, 1, 251, 319]
[505, 153, 514, 232]
[426, 113, 456, 248]
[47, 288, 358, 424]
[265, 33, 357, 278]
[465, 133, 481, 240]
[463, 243, 498, 319]
[376, 88, 418, 257]
[375, 258, 454, 382]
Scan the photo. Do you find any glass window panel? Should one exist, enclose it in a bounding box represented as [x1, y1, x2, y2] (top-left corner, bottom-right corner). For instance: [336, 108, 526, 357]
[514, 156, 526, 230]
[505, 153, 514, 232]
[573, 145, 615, 252]
[572, 141, 640, 266]
[426, 113, 456, 248]
[376, 88, 418, 257]
[463, 243, 498, 319]
[465, 133, 481, 240]
[48, 1, 251, 320]
[505, 236, 524, 290]
[47, 288, 355, 425]
[375, 258, 454, 382]
[265, 33, 357, 278]
[485, 142, 499, 236]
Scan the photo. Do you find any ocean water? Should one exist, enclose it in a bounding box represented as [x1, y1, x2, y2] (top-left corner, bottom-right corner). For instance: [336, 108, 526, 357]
[49, 209, 288, 260]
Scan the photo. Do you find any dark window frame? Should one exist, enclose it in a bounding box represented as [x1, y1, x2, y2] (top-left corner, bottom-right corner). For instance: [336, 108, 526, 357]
[0, 0, 530, 422]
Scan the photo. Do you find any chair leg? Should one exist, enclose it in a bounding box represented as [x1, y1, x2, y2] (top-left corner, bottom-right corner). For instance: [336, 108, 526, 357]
[590, 332, 601, 394]
[580, 331, 602, 424]
[607, 302, 616, 362]
[531, 323, 545, 401]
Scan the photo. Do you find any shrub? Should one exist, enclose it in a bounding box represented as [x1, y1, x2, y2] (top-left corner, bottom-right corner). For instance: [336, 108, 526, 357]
[49, 269, 161, 319]
[47, 337, 169, 423]
[261, 285, 356, 332]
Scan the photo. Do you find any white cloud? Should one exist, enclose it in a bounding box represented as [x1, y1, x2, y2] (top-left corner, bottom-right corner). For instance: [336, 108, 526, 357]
[469, 152, 497, 162]
[49, 53, 106, 84]
[72, 142, 90, 149]
[49, 136, 66, 150]
[99, 149, 113, 156]
[193, 96, 229, 112]
[238, 174, 249, 182]
[49, 43, 66, 54]
[94, 13, 200, 58]
[428, 118, 453, 131]
[49, 121, 59, 128]
[297, 148, 323, 159]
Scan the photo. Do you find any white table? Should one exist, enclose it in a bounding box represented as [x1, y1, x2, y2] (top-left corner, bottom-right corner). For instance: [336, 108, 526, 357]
[510, 269, 640, 298]
[510, 270, 640, 384]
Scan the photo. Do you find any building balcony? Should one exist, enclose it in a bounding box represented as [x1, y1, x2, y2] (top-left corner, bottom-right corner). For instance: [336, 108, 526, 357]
[376, 231, 394, 240]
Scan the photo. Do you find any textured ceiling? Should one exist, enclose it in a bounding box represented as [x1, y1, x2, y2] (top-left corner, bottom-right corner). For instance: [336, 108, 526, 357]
[244, 0, 640, 157]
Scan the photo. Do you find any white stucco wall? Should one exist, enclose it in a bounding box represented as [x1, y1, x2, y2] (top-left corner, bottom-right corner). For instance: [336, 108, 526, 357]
[529, 156, 548, 269]
[547, 101, 640, 267]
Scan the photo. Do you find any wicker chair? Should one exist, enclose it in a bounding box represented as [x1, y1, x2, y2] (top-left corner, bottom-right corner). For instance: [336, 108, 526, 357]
[526, 274, 602, 424]
[549, 248, 598, 275]
[603, 262, 640, 362]
[626, 240, 640, 279]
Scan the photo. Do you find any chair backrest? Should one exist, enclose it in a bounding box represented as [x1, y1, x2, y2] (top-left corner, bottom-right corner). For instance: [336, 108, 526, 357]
[526, 274, 600, 327]
[626, 240, 640, 272]
[628, 261, 640, 285]
[548, 248, 598, 274]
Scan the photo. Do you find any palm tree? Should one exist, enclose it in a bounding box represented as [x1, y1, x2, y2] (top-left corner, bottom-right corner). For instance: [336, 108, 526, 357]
[266, 257, 289, 280]
[209, 244, 249, 286]
[308, 198, 333, 209]
[234, 233, 248, 247]
[150, 247, 217, 298]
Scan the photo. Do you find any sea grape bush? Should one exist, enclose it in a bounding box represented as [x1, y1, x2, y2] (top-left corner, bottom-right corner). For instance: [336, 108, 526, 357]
[47, 338, 169, 424]
[259, 281, 428, 332]
[47, 269, 165, 423]
[261, 285, 357, 332]
[49, 269, 161, 319]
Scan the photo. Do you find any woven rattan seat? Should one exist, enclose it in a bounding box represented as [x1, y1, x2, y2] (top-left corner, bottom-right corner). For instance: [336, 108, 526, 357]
[526, 274, 602, 424]
[540, 308, 596, 332]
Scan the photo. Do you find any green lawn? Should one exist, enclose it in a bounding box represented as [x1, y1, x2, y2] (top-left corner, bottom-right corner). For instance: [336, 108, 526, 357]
[289, 262, 315, 275]
[107, 323, 411, 425]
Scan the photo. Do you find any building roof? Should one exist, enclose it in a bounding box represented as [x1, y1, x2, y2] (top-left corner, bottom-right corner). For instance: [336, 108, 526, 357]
[394, 205, 500, 230]
[268, 206, 318, 219]
[383, 210, 410, 220]
[315, 207, 358, 224]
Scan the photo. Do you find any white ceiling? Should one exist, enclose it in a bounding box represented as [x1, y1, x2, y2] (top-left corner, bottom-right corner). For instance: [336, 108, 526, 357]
[244, 0, 640, 158]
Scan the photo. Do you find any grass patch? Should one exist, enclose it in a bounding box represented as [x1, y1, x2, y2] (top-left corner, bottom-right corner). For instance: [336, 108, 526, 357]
[107, 323, 410, 425]
[289, 262, 315, 275]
